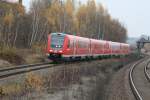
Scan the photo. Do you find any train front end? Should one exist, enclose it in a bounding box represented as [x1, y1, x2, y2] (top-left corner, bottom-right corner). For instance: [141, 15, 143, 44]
[46, 33, 66, 61]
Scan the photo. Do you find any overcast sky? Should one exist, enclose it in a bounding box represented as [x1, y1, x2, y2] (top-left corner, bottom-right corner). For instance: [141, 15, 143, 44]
[23, 0, 150, 38]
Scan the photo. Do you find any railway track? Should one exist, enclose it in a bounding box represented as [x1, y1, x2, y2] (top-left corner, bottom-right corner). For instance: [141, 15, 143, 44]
[144, 61, 150, 82]
[129, 57, 150, 100]
[0, 62, 56, 79]
[0, 59, 103, 80]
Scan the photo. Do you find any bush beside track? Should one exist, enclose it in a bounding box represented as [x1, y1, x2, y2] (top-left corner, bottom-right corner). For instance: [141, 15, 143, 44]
[0, 48, 47, 67]
[0, 48, 25, 65]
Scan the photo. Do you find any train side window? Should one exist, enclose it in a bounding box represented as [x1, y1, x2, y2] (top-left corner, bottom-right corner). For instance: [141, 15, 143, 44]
[67, 40, 70, 48]
[70, 40, 74, 48]
[78, 40, 88, 48]
[68, 39, 74, 48]
[99, 43, 103, 49]
[78, 40, 81, 48]
[104, 43, 109, 49]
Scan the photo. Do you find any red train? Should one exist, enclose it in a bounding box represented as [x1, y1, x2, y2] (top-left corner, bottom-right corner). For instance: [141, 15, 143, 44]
[46, 33, 130, 61]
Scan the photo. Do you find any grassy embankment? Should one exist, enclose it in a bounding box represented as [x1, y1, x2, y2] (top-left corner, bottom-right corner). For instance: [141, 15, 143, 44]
[0, 53, 141, 99]
[0, 44, 46, 66]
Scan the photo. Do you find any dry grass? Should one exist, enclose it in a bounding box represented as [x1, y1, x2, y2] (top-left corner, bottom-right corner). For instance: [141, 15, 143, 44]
[0, 47, 25, 65]
[0, 83, 22, 96]
[44, 60, 121, 91]
[0, 72, 44, 98]
[45, 67, 81, 91]
[0, 55, 140, 99]
[25, 54, 46, 64]
[31, 43, 46, 55]
[0, 46, 46, 65]
[24, 72, 44, 92]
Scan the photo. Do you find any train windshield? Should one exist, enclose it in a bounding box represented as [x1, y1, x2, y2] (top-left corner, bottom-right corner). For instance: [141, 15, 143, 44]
[51, 34, 65, 48]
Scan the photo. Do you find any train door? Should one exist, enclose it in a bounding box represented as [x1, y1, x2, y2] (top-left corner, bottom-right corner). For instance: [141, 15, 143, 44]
[73, 38, 76, 56]
[89, 39, 92, 56]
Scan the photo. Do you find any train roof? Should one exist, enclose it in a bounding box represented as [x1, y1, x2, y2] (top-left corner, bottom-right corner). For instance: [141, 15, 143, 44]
[49, 33, 130, 46]
[50, 33, 66, 36]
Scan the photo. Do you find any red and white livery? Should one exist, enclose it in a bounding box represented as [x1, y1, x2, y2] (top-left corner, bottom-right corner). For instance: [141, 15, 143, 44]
[46, 33, 130, 61]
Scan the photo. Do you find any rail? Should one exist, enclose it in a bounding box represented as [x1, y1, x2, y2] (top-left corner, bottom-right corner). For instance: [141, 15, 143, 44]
[129, 58, 145, 100]
[0, 62, 56, 79]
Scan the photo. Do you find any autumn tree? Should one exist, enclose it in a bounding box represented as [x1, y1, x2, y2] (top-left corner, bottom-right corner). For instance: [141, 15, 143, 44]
[76, 4, 87, 35]
[29, 0, 52, 47]
[0, 1, 25, 47]
[76, 0, 127, 42]
[64, 0, 74, 33]
[27, 0, 127, 48]
[0, 0, 127, 49]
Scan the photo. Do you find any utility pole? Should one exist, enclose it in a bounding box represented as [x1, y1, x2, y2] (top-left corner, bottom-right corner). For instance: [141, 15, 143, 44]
[137, 41, 142, 58]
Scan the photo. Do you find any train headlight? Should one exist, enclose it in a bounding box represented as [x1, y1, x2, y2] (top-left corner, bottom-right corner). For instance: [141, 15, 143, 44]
[59, 50, 63, 53]
[49, 50, 53, 52]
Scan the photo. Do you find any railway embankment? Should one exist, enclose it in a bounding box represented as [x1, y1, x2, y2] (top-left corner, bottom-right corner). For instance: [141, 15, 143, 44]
[103, 61, 135, 100]
[0, 48, 47, 68]
[103, 56, 150, 100]
[0, 60, 11, 68]
[0, 54, 140, 100]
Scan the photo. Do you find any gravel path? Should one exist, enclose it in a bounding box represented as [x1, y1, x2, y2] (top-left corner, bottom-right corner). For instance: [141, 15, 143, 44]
[132, 58, 150, 100]
[103, 63, 135, 100]
[103, 57, 150, 100]
[147, 63, 150, 75]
